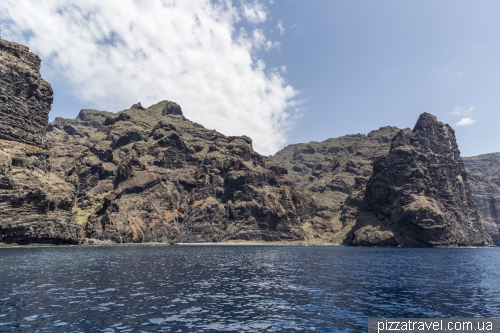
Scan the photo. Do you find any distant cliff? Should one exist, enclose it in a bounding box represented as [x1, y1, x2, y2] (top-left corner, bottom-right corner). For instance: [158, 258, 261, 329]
[46, 101, 315, 243]
[0, 39, 82, 244]
[463, 153, 500, 244]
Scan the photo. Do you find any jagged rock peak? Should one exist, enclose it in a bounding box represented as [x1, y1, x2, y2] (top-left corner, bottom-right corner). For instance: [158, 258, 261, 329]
[160, 100, 183, 116]
[350, 112, 491, 247]
[0, 38, 53, 148]
[392, 112, 459, 157]
[130, 102, 146, 110]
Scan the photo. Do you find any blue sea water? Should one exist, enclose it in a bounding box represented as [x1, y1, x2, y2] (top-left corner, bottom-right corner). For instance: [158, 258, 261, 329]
[0, 245, 499, 332]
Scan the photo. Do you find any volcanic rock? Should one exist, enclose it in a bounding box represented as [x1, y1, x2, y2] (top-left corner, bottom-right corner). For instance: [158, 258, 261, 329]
[46, 101, 315, 243]
[463, 153, 500, 244]
[0, 39, 53, 147]
[0, 39, 82, 244]
[350, 113, 491, 246]
[271, 126, 401, 242]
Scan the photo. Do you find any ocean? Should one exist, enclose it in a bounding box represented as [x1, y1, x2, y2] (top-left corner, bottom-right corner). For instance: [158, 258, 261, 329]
[1, 245, 499, 332]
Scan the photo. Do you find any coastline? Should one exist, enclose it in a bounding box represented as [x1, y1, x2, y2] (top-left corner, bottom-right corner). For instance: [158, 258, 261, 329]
[0, 239, 495, 249]
[0, 240, 341, 248]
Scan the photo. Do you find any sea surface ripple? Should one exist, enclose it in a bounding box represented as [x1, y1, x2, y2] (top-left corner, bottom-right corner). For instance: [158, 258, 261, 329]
[1, 245, 499, 332]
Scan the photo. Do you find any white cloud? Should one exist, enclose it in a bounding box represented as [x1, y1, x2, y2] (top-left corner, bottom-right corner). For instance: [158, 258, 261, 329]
[449, 106, 476, 126]
[0, 0, 294, 155]
[277, 20, 285, 35]
[455, 118, 476, 126]
[241, 0, 267, 24]
[450, 106, 475, 117]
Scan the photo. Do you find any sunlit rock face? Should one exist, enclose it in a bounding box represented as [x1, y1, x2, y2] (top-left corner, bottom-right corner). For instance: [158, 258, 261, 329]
[46, 101, 316, 243]
[271, 126, 402, 243]
[0, 39, 82, 245]
[350, 113, 491, 247]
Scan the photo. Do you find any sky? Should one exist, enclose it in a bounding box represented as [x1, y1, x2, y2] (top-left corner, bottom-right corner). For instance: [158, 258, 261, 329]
[1, 0, 499, 156]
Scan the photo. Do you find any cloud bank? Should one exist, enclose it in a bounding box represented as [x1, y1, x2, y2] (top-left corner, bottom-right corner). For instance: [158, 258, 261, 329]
[0, 0, 295, 155]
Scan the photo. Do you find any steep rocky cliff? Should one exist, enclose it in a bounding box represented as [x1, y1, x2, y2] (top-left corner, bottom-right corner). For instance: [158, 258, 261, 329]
[0, 39, 52, 147]
[273, 114, 492, 247]
[350, 113, 491, 246]
[46, 101, 315, 243]
[0, 39, 81, 244]
[271, 126, 401, 242]
[463, 153, 500, 244]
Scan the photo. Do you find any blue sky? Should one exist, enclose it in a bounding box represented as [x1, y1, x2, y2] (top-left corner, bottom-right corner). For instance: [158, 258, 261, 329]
[1, 0, 499, 156]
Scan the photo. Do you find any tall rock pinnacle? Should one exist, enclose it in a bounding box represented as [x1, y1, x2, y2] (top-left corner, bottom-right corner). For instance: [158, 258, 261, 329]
[350, 113, 491, 246]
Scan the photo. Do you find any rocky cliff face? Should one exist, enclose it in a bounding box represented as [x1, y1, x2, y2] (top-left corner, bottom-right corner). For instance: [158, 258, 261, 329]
[46, 101, 315, 243]
[271, 126, 401, 242]
[463, 153, 500, 244]
[350, 113, 491, 246]
[0, 39, 52, 147]
[0, 39, 81, 244]
[273, 114, 492, 247]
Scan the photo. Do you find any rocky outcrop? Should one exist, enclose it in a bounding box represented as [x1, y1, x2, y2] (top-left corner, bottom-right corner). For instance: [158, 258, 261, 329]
[271, 126, 401, 242]
[0, 39, 82, 244]
[46, 101, 315, 243]
[0, 39, 52, 147]
[350, 113, 491, 246]
[463, 153, 500, 244]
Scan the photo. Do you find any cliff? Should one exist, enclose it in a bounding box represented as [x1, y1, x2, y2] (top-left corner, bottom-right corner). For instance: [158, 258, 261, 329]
[350, 113, 491, 246]
[463, 153, 500, 244]
[0, 39, 82, 244]
[273, 114, 492, 247]
[271, 126, 401, 242]
[2, 38, 494, 247]
[0, 39, 52, 147]
[46, 101, 315, 243]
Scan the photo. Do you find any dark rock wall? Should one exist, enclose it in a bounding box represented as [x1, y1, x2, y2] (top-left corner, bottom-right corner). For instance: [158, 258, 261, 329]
[351, 113, 491, 246]
[0, 39, 81, 245]
[463, 153, 500, 244]
[0, 39, 53, 148]
[47, 101, 315, 243]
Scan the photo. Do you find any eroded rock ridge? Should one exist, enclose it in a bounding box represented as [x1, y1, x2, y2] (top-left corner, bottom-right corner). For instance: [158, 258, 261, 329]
[47, 101, 315, 243]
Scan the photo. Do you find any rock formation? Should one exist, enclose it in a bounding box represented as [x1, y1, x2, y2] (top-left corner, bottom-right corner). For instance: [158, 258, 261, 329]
[0, 39, 82, 244]
[273, 114, 493, 247]
[2, 38, 493, 247]
[271, 127, 401, 242]
[46, 101, 315, 243]
[463, 153, 500, 244]
[350, 113, 491, 246]
[0, 39, 53, 147]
